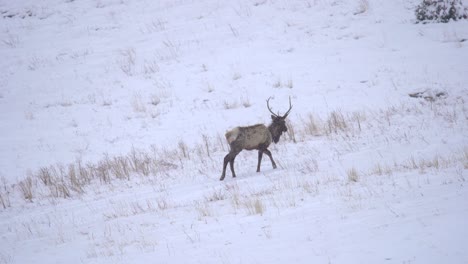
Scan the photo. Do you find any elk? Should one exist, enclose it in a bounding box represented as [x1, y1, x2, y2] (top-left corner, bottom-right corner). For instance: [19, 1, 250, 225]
[220, 97, 292, 181]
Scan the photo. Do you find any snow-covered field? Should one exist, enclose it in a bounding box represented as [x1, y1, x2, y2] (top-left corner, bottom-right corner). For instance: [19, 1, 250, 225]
[0, 0, 467, 263]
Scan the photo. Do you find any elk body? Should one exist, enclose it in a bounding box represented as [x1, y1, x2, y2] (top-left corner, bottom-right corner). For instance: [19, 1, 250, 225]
[220, 97, 292, 181]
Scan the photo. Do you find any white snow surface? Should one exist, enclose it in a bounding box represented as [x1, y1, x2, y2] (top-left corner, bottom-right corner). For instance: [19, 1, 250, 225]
[0, 0, 467, 263]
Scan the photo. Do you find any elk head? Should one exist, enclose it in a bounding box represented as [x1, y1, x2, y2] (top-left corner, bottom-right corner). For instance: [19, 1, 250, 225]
[267, 97, 292, 143]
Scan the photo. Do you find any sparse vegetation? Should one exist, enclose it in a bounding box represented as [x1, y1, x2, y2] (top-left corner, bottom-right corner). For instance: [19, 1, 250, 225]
[118, 48, 136, 76]
[347, 167, 359, 183]
[223, 100, 238, 109]
[325, 110, 348, 135]
[304, 113, 322, 136]
[18, 176, 34, 201]
[244, 197, 265, 215]
[1, 1, 467, 263]
[354, 0, 369, 15]
[3, 100, 466, 206]
[131, 93, 147, 113]
[2, 33, 20, 48]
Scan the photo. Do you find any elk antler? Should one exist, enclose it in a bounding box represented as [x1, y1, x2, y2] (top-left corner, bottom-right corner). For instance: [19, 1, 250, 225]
[266, 97, 278, 117]
[266, 96, 293, 118]
[282, 96, 293, 118]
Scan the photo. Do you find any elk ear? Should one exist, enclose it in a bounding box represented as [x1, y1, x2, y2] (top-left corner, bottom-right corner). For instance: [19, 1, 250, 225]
[271, 115, 277, 120]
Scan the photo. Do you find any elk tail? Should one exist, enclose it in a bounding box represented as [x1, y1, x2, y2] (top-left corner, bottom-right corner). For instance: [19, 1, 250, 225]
[225, 128, 239, 144]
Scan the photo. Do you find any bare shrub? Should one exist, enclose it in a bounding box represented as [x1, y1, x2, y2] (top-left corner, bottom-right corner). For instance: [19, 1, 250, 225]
[178, 140, 190, 159]
[286, 119, 297, 143]
[109, 156, 131, 180]
[128, 149, 152, 176]
[49, 180, 71, 198]
[304, 113, 322, 136]
[96, 161, 111, 184]
[76, 159, 91, 184]
[38, 166, 53, 186]
[19, 176, 34, 201]
[68, 164, 84, 193]
[326, 110, 348, 135]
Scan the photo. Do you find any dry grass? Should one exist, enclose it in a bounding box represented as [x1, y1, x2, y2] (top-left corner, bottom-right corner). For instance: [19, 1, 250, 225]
[8, 147, 179, 203]
[223, 100, 239, 109]
[19, 176, 34, 201]
[0, 178, 11, 209]
[241, 96, 251, 108]
[301, 110, 365, 137]
[4, 101, 466, 208]
[326, 110, 348, 135]
[2, 33, 20, 48]
[285, 119, 297, 143]
[194, 201, 213, 219]
[178, 140, 190, 159]
[303, 113, 322, 136]
[131, 93, 147, 113]
[244, 197, 265, 215]
[354, 0, 369, 15]
[118, 48, 136, 76]
[347, 167, 359, 183]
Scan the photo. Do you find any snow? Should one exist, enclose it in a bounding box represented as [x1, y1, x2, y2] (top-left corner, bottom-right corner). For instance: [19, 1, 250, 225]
[0, 0, 467, 263]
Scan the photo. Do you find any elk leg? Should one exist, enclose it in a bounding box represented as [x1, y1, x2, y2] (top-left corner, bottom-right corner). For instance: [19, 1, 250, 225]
[220, 149, 240, 181]
[263, 149, 277, 169]
[229, 155, 236, 178]
[220, 154, 231, 181]
[257, 150, 264, 172]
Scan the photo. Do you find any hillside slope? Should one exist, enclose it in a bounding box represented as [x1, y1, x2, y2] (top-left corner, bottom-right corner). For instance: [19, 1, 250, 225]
[0, 0, 467, 263]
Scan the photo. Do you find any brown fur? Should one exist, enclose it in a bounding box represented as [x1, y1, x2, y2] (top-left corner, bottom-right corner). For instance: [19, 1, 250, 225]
[220, 118, 287, 181]
[220, 97, 292, 181]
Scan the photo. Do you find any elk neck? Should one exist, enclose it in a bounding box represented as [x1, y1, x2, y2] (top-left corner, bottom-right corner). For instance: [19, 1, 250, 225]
[268, 122, 282, 144]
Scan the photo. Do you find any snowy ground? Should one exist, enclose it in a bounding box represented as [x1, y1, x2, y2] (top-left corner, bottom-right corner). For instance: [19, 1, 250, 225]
[0, 0, 467, 263]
